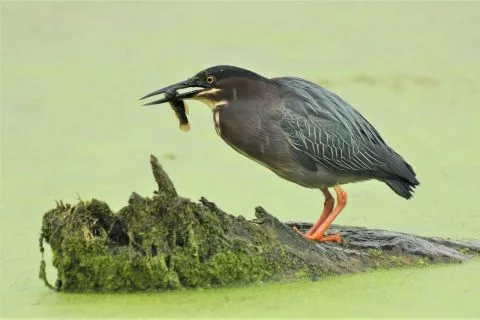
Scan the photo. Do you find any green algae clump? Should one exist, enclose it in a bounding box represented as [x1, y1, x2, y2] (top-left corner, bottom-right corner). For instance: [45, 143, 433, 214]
[39, 156, 330, 292]
[40, 195, 295, 292]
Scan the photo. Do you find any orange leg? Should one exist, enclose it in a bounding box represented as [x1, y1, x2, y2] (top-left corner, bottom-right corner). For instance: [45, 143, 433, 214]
[305, 188, 335, 236]
[305, 185, 347, 243]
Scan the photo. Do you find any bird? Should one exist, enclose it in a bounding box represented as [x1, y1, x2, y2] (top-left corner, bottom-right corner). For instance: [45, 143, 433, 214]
[141, 65, 419, 243]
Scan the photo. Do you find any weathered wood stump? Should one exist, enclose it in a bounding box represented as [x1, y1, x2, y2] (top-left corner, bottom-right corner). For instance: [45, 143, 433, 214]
[39, 155, 480, 292]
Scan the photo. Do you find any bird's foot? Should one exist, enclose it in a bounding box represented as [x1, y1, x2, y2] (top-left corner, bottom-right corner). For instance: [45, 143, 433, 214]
[292, 226, 343, 243]
[306, 233, 343, 243]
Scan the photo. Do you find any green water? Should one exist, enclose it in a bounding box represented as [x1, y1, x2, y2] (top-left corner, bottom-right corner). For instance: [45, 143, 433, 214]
[1, 2, 479, 318]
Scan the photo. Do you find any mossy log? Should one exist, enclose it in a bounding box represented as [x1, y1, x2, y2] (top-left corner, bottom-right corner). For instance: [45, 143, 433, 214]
[39, 155, 480, 292]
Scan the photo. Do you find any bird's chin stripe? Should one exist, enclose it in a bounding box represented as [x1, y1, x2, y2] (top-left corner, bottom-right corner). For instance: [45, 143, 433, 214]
[195, 88, 222, 98]
[214, 109, 221, 135]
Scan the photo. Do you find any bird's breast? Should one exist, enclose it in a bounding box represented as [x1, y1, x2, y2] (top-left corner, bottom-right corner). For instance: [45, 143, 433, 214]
[214, 105, 290, 173]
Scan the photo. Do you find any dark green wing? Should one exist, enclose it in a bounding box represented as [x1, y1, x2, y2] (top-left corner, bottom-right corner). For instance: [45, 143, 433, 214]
[280, 109, 388, 174]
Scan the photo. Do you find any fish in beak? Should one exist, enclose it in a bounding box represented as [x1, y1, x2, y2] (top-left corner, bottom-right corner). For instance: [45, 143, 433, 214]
[140, 78, 207, 106]
[140, 77, 209, 131]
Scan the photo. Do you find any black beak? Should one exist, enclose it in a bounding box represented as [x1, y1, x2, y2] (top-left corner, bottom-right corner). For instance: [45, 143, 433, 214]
[140, 78, 206, 106]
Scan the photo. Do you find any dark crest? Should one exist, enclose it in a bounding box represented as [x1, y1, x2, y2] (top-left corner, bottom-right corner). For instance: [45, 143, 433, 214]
[195, 65, 266, 82]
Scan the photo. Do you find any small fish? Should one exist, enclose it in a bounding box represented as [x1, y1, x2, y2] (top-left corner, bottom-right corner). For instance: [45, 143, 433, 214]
[165, 89, 190, 132]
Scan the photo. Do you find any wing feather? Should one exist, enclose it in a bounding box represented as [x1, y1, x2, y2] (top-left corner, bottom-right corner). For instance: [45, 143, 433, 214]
[273, 77, 385, 145]
[279, 99, 388, 174]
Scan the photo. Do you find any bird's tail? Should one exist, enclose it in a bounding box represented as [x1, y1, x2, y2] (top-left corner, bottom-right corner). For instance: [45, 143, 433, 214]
[385, 179, 417, 199]
[384, 150, 420, 199]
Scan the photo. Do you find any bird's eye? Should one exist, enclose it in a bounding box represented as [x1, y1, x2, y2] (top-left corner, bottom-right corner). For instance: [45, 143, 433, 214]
[206, 76, 216, 84]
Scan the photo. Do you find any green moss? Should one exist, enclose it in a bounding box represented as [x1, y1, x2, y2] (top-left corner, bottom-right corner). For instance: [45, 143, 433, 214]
[368, 248, 383, 258]
[294, 269, 310, 280]
[416, 258, 429, 267]
[390, 256, 402, 266]
[40, 193, 307, 292]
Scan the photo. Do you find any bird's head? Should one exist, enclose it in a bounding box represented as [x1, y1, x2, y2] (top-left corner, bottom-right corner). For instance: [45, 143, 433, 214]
[141, 65, 268, 109]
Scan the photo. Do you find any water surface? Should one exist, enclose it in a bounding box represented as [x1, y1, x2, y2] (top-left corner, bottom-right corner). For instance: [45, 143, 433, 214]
[1, 2, 479, 318]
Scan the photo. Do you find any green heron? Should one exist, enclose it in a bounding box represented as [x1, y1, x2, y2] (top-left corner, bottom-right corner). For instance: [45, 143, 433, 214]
[141, 65, 419, 243]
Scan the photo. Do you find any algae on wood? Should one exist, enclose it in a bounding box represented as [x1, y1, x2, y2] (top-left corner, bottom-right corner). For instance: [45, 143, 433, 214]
[39, 155, 480, 292]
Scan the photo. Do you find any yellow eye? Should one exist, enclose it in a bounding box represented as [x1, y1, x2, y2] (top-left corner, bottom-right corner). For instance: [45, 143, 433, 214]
[206, 76, 216, 84]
